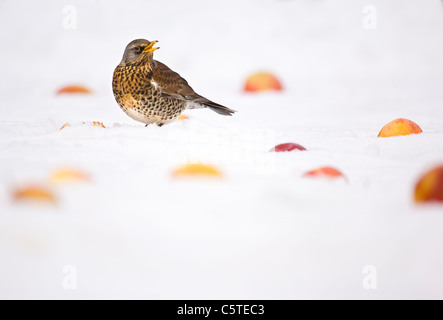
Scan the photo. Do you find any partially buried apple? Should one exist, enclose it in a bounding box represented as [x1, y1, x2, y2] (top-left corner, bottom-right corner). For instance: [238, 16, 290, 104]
[270, 143, 306, 152]
[378, 118, 422, 137]
[57, 85, 92, 95]
[414, 165, 443, 203]
[173, 164, 222, 178]
[50, 168, 90, 184]
[303, 167, 346, 181]
[244, 72, 283, 92]
[12, 185, 56, 204]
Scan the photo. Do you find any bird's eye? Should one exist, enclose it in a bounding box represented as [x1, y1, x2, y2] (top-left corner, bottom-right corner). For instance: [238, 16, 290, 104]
[134, 46, 142, 53]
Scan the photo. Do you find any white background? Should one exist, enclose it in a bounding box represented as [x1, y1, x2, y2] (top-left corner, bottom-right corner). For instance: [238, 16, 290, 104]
[0, 0, 443, 299]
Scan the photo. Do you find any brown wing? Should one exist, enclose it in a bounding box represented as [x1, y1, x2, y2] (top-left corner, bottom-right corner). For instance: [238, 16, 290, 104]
[152, 60, 237, 116]
[152, 60, 196, 100]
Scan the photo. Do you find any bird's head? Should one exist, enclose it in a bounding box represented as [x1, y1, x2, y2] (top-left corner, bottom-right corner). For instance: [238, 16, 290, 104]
[119, 39, 159, 66]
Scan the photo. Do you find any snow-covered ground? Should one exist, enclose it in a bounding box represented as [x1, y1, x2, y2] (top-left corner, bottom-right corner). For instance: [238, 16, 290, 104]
[1, 0, 443, 299]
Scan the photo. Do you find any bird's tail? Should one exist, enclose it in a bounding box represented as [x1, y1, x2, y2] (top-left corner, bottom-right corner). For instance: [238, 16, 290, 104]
[203, 100, 236, 116]
[188, 96, 236, 116]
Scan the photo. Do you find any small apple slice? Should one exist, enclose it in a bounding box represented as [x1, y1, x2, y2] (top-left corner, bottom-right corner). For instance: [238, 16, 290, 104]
[177, 114, 189, 121]
[59, 123, 71, 130]
[92, 121, 106, 128]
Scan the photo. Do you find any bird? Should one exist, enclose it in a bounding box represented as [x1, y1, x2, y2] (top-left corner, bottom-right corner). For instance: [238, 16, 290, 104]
[112, 39, 236, 127]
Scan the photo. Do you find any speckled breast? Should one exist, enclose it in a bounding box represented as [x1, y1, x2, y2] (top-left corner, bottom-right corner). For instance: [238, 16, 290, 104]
[112, 65, 186, 125]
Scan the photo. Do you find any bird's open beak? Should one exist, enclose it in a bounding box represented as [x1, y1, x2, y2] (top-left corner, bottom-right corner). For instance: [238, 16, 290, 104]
[143, 41, 159, 53]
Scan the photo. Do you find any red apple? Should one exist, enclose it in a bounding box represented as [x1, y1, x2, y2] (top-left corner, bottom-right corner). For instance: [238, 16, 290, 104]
[270, 143, 306, 152]
[378, 118, 422, 137]
[13, 185, 56, 204]
[50, 168, 90, 184]
[303, 167, 346, 180]
[57, 85, 92, 95]
[414, 165, 443, 203]
[173, 164, 222, 178]
[244, 72, 283, 92]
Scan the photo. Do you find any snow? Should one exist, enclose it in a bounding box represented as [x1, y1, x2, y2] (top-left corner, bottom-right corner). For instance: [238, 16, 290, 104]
[1, 0, 443, 299]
